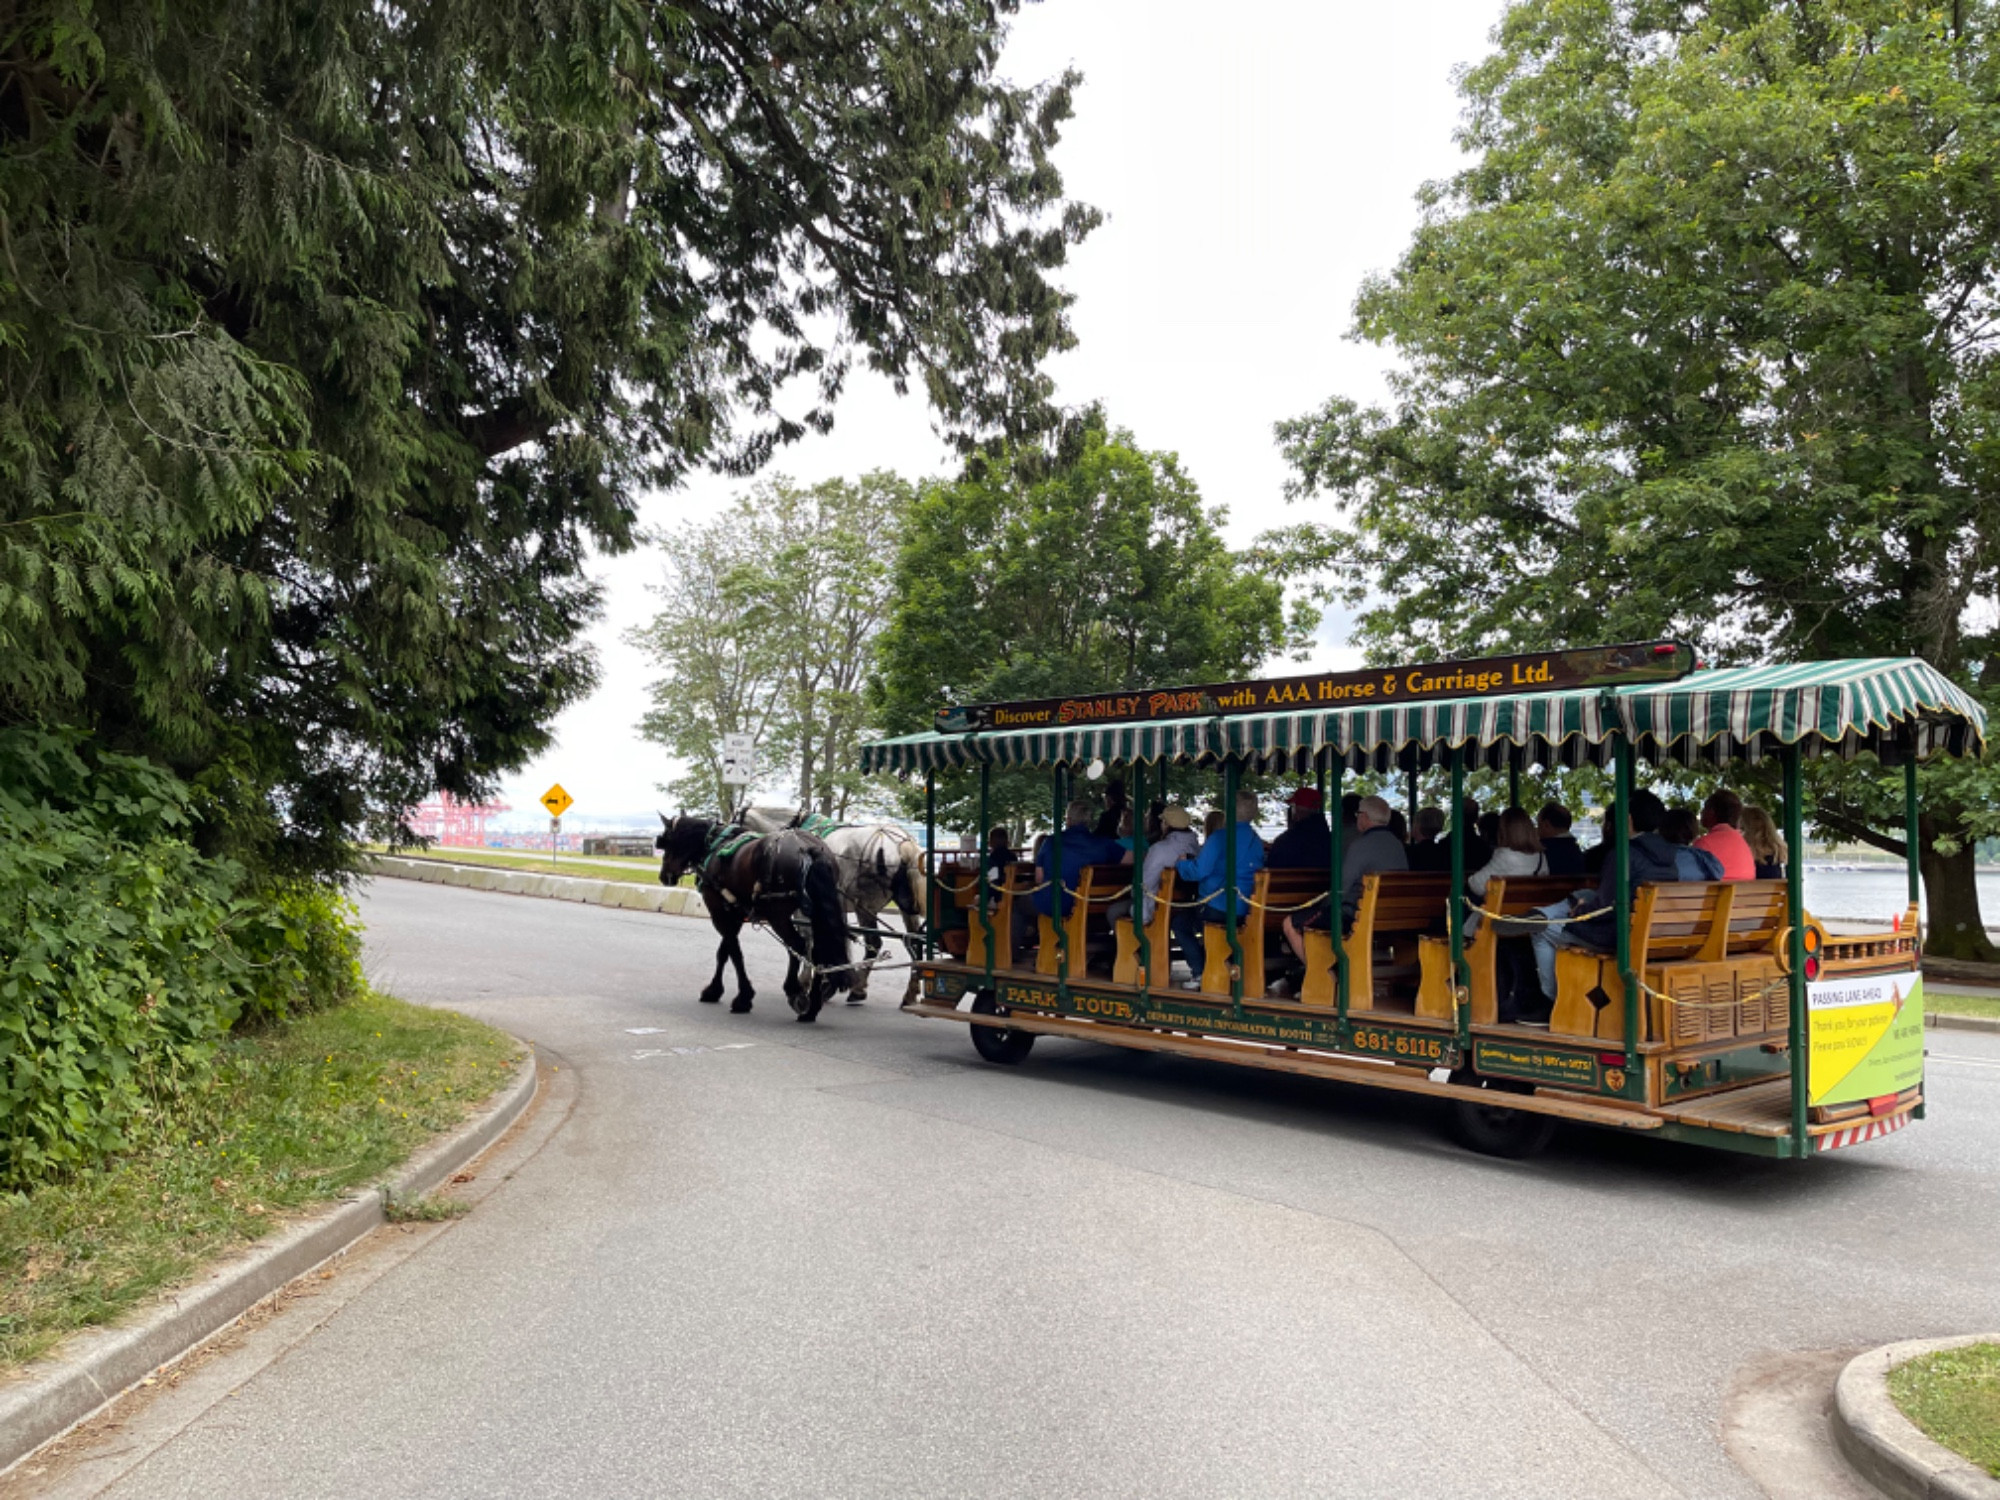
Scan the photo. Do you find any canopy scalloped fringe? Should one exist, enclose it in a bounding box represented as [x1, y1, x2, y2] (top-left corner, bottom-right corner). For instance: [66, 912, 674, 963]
[858, 658, 1985, 776]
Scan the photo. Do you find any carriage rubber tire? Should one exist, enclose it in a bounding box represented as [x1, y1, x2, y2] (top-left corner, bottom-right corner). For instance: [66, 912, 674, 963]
[1447, 1069, 1556, 1159]
[969, 989, 1036, 1065]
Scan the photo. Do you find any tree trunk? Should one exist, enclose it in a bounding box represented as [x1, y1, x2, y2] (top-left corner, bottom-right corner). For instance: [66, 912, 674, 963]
[1921, 811, 1997, 962]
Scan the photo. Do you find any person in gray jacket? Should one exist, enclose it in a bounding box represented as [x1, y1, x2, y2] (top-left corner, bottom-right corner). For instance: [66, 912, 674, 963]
[1279, 794, 1407, 969]
[1103, 805, 1199, 928]
[1531, 788, 1684, 1005]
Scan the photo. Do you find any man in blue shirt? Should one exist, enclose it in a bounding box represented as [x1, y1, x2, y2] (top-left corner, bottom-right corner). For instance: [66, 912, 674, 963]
[1012, 798, 1128, 957]
[1171, 790, 1266, 988]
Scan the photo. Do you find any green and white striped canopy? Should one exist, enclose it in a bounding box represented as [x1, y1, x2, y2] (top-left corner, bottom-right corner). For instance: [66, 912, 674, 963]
[858, 658, 1985, 776]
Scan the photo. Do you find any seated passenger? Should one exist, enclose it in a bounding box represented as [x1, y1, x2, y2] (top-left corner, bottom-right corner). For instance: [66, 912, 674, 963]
[1104, 804, 1200, 928]
[1529, 788, 1685, 1002]
[1093, 780, 1129, 841]
[1458, 796, 1495, 872]
[986, 826, 1015, 885]
[1661, 807, 1725, 882]
[1011, 800, 1124, 956]
[1387, 807, 1409, 842]
[1406, 806, 1450, 871]
[1280, 793, 1408, 967]
[1170, 791, 1265, 988]
[1466, 807, 1548, 932]
[1266, 787, 1332, 870]
[1537, 802, 1586, 877]
[1740, 805, 1787, 880]
[1693, 789, 1756, 881]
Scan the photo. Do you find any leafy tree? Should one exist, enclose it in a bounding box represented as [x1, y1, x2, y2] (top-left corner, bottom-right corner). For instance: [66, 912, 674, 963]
[0, 0, 1095, 876]
[632, 474, 908, 817]
[874, 418, 1314, 832]
[1271, 0, 2000, 958]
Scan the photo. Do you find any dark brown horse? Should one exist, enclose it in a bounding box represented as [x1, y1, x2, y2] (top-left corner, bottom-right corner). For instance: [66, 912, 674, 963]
[655, 815, 852, 1022]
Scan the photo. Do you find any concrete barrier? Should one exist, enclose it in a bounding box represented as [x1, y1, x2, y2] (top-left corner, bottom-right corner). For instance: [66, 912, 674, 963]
[362, 856, 700, 925]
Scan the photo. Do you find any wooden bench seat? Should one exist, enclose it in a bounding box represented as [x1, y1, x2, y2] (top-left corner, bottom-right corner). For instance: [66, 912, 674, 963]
[1299, 873, 1451, 1012]
[963, 861, 1035, 973]
[1198, 867, 1330, 998]
[1038, 862, 1133, 979]
[1113, 870, 1188, 988]
[1415, 875, 1579, 1025]
[1549, 880, 1801, 1045]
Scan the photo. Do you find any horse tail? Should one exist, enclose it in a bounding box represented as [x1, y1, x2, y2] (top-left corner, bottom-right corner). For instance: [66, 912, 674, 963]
[801, 847, 852, 995]
[900, 837, 928, 928]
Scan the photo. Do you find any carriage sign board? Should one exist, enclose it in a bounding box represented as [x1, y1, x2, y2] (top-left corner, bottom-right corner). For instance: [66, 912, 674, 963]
[932, 640, 1695, 735]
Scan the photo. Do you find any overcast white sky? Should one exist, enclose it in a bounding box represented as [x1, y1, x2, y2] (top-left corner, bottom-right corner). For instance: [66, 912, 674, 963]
[495, 0, 1507, 828]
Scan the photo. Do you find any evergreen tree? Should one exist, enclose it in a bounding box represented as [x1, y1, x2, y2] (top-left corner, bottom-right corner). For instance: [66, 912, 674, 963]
[0, 0, 1095, 874]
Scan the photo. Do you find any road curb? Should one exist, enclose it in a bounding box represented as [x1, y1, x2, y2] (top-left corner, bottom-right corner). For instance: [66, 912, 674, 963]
[1832, 1334, 2000, 1500]
[1928, 1012, 2000, 1035]
[361, 854, 706, 918]
[0, 1048, 540, 1479]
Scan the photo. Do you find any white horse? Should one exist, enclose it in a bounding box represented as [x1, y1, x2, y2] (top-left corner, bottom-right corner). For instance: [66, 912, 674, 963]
[736, 807, 927, 1001]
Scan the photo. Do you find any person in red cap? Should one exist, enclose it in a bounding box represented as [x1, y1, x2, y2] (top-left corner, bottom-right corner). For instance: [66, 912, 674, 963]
[1265, 786, 1331, 871]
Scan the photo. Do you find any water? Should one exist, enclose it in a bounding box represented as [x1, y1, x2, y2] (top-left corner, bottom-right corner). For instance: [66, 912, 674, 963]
[1804, 865, 2000, 930]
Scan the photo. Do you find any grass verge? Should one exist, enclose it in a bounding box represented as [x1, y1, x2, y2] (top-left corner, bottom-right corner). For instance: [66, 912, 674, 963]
[0, 991, 520, 1374]
[372, 846, 668, 885]
[1928, 990, 2000, 1022]
[1889, 1342, 2000, 1477]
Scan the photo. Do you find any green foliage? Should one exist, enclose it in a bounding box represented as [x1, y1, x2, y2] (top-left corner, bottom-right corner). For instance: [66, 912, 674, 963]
[0, 0, 1095, 877]
[1272, 0, 1999, 951]
[630, 474, 911, 817]
[0, 730, 357, 1186]
[874, 418, 1314, 830]
[0, 990, 518, 1370]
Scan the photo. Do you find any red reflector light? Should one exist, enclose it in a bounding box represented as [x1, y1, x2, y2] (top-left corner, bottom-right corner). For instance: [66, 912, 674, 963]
[1597, 1052, 1626, 1067]
[1868, 1093, 1902, 1117]
[1804, 956, 1820, 981]
[1653, 643, 1678, 655]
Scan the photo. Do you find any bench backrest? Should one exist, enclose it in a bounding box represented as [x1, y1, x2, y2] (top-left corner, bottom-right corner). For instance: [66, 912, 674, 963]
[1251, 868, 1330, 928]
[1074, 863, 1134, 910]
[1481, 875, 1579, 916]
[1723, 879, 1788, 954]
[1356, 872, 1451, 937]
[1632, 881, 1734, 967]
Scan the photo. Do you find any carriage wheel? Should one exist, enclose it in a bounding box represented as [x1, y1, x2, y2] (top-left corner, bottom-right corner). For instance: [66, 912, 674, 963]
[1447, 1069, 1556, 1159]
[969, 989, 1036, 1066]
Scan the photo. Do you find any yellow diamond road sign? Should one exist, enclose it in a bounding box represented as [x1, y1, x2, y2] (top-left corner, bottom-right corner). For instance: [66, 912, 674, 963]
[540, 783, 574, 819]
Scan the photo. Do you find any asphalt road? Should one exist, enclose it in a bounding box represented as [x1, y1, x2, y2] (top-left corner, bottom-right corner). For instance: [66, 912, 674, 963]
[49, 880, 2000, 1498]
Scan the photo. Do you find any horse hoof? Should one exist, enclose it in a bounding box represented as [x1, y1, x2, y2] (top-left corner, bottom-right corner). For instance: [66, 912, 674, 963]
[794, 1009, 818, 1024]
[698, 988, 723, 1005]
[730, 997, 753, 1014]
[847, 994, 867, 1005]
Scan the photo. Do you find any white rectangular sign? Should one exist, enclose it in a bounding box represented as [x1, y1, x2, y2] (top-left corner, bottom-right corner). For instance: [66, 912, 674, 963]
[720, 733, 756, 785]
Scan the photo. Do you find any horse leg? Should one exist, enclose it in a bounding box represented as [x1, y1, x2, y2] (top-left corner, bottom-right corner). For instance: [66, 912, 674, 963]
[849, 905, 882, 1002]
[783, 951, 803, 1003]
[727, 928, 756, 1013]
[698, 918, 730, 1005]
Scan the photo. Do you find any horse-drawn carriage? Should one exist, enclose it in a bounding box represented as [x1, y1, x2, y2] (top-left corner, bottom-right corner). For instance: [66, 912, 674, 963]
[863, 643, 1983, 1159]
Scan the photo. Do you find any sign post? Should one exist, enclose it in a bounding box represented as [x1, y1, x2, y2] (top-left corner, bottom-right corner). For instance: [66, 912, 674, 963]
[720, 734, 756, 810]
[540, 783, 574, 870]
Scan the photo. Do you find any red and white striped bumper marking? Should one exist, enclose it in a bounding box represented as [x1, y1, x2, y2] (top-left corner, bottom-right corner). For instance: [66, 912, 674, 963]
[1815, 1110, 1912, 1153]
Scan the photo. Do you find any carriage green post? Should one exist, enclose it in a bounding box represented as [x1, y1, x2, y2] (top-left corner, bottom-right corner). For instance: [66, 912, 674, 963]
[1613, 731, 1638, 1073]
[869, 651, 1980, 1161]
[1783, 745, 1809, 1156]
[924, 770, 938, 960]
[1129, 763, 1150, 993]
[1223, 756, 1244, 1011]
[1330, 747, 1348, 1029]
[977, 761, 994, 989]
[1448, 746, 1469, 1052]
[1051, 763, 1069, 993]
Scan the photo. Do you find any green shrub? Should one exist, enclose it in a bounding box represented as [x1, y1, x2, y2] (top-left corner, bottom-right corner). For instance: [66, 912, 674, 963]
[0, 730, 360, 1185]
